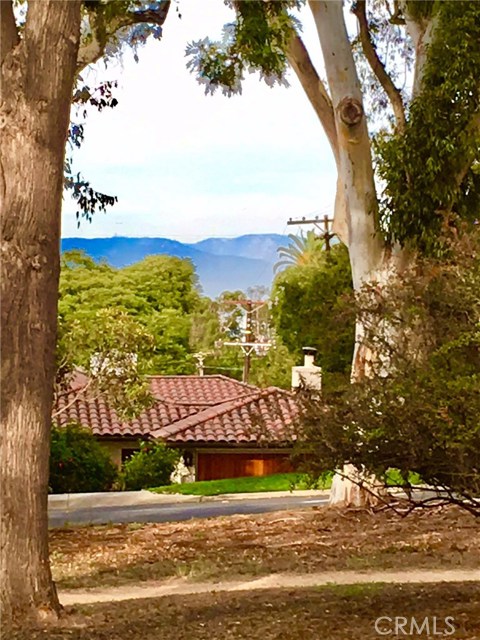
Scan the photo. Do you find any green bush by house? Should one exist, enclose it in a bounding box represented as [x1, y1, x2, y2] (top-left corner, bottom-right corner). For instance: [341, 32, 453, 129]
[122, 441, 180, 490]
[50, 423, 117, 493]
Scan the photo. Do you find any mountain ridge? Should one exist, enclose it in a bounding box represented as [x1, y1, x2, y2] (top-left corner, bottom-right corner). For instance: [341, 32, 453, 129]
[60, 234, 288, 297]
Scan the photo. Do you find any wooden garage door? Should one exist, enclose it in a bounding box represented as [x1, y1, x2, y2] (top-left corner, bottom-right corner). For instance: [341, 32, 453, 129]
[197, 452, 292, 481]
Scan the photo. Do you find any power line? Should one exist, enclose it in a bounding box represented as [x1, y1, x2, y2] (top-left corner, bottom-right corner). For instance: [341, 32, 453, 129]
[287, 214, 335, 252]
[203, 365, 243, 372]
[221, 299, 271, 383]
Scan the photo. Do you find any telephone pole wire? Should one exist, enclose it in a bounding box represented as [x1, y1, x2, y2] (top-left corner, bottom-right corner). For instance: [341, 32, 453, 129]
[287, 214, 335, 251]
[222, 299, 271, 383]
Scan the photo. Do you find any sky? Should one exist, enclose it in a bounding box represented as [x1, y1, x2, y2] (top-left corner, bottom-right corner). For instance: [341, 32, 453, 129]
[62, 1, 337, 242]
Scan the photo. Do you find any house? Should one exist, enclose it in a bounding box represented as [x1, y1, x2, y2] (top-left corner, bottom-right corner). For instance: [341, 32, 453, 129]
[54, 374, 299, 481]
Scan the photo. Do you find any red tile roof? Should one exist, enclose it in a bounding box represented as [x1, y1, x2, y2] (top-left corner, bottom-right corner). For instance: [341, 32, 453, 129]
[151, 388, 297, 444]
[55, 393, 196, 438]
[54, 375, 296, 444]
[148, 375, 258, 406]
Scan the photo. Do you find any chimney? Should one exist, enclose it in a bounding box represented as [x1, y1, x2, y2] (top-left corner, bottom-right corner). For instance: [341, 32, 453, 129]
[291, 347, 322, 394]
[303, 347, 316, 368]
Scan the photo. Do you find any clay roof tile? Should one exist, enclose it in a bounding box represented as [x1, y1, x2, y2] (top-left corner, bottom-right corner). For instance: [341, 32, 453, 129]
[53, 377, 298, 445]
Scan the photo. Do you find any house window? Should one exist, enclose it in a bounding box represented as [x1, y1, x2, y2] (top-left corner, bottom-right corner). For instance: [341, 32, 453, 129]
[182, 450, 194, 467]
[121, 448, 139, 464]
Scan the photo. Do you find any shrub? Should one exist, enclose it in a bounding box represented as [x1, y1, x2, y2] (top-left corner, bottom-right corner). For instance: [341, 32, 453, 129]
[297, 228, 480, 515]
[271, 243, 354, 391]
[50, 423, 118, 493]
[122, 441, 180, 490]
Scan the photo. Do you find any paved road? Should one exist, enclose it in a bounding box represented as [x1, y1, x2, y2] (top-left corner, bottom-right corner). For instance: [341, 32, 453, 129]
[49, 494, 329, 527]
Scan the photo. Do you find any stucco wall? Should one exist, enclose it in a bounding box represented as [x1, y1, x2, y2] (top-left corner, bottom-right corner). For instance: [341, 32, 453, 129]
[99, 439, 141, 467]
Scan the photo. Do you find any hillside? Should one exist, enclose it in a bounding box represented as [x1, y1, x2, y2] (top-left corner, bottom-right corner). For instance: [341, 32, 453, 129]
[60, 234, 288, 297]
[191, 234, 287, 261]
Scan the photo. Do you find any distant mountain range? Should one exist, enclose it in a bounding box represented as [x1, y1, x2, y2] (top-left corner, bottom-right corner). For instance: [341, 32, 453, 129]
[60, 234, 289, 297]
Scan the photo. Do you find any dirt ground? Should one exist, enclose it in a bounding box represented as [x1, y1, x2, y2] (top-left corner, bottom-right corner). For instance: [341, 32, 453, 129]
[50, 505, 480, 589]
[10, 583, 480, 640]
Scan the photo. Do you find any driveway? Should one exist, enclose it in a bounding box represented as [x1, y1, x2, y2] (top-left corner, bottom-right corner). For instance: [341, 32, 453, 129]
[48, 490, 330, 527]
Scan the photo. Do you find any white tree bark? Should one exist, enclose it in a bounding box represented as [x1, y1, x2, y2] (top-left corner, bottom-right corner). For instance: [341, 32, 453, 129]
[309, 0, 385, 290]
[329, 464, 387, 508]
[398, 1, 437, 99]
[299, 0, 393, 506]
[286, 30, 353, 244]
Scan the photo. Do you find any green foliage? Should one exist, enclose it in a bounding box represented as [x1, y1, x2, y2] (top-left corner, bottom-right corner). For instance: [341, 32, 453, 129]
[60, 251, 200, 318]
[377, 1, 480, 251]
[274, 231, 325, 272]
[149, 308, 194, 374]
[185, 1, 300, 96]
[230, 1, 297, 77]
[49, 423, 117, 493]
[122, 255, 200, 315]
[187, 1, 479, 257]
[57, 307, 155, 420]
[189, 299, 223, 353]
[271, 243, 354, 387]
[122, 441, 180, 490]
[59, 307, 154, 374]
[249, 343, 297, 389]
[405, 1, 436, 22]
[58, 251, 201, 377]
[298, 229, 480, 514]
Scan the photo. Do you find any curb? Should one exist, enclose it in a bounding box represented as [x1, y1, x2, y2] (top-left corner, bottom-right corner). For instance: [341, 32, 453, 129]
[200, 490, 330, 502]
[48, 490, 331, 511]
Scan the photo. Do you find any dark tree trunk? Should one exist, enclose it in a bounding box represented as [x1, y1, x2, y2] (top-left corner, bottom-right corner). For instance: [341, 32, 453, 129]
[0, 1, 81, 626]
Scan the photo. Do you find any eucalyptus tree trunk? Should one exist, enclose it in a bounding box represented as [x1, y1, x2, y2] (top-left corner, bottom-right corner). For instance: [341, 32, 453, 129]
[0, 1, 81, 625]
[302, 0, 434, 506]
[306, 0, 393, 506]
[309, 1, 385, 287]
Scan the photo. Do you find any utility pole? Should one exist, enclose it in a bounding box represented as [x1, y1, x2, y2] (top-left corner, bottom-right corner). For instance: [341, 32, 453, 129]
[193, 352, 206, 376]
[243, 300, 253, 383]
[287, 213, 335, 251]
[222, 299, 271, 383]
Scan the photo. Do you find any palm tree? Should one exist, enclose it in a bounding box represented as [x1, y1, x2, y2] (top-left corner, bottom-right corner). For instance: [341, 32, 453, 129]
[274, 230, 325, 273]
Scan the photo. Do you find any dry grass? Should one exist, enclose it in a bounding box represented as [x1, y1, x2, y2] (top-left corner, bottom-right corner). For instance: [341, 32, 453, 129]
[50, 505, 480, 589]
[9, 583, 480, 640]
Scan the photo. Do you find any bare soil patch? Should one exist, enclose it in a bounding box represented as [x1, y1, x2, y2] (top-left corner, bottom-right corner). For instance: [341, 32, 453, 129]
[50, 505, 480, 589]
[9, 583, 480, 640]
[59, 568, 480, 606]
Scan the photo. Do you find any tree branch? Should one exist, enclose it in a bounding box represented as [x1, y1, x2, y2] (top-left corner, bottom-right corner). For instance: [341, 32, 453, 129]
[77, 1, 171, 70]
[331, 468, 480, 517]
[397, 0, 437, 99]
[286, 31, 348, 243]
[309, 0, 384, 282]
[352, 0, 406, 133]
[52, 379, 93, 418]
[330, 466, 392, 509]
[287, 32, 338, 162]
[455, 110, 480, 191]
[429, 109, 480, 222]
[445, 109, 480, 217]
[0, 0, 20, 68]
